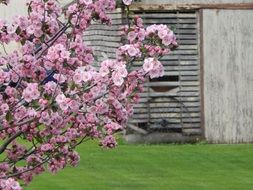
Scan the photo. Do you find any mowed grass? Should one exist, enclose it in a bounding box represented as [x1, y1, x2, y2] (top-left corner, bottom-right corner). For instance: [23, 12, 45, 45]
[26, 141, 253, 190]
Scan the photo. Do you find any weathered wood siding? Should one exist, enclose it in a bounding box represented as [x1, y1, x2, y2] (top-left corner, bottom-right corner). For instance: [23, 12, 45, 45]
[128, 10, 202, 138]
[203, 10, 253, 143]
[83, 9, 122, 62]
[83, 8, 202, 141]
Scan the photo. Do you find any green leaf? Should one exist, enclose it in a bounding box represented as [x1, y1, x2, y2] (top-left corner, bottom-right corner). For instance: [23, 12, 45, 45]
[6, 111, 13, 122]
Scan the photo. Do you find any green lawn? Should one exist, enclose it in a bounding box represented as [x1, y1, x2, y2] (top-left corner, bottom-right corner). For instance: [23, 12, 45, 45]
[26, 141, 253, 190]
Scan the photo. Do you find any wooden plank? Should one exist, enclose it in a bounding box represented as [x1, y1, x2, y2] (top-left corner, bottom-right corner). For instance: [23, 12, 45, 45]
[144, 81, 179, 87]
[139, 19, 197, 24]
[180, 60, 199, 65]
[91, 18, 123, 25]
[176, 45, 198, 50]
[179, 86, 200, 91]
[181, 76, 199, 81]
[84, 31, 121, 36]
[84, 41, 120, 47]
[183, 128, 202, 136]
[143, 24, 198, 29]
[160, 55, 199, 60]
[167, 49, 199, 55]
[134, 102, 201, 108]
[129, 3, 253, 11]
[147, 112, 200, 118]
[183, 123, 201, 129]
[149, 97, 200, 102]
[84, 36, 121, 42]
[127, 124, 148, 135]
[182, 118, 201, 122]
[149, 124, 182, 129]
[86, 25, 121, 31]
[175, 29, 198, 34]
[136, 98, 200, 104]
[144, 81, 199, 87]
[133, 60, 199, 66]
[139, 92, 200, 98]
[129, 13, 197, 19]
[160, 65, 199, 71]
[134, 107, 200, 113]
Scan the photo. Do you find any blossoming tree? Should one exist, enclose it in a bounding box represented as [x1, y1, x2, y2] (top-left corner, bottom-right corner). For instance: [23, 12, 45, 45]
[0, 0, 177, 189]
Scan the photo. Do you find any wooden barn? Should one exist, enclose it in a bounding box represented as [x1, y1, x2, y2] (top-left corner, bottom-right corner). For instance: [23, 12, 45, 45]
[1, 0, 253, 144]
[84, 0, 253, 144]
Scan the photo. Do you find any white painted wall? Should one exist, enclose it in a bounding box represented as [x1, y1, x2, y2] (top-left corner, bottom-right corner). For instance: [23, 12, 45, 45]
[203, 10, 253, 143]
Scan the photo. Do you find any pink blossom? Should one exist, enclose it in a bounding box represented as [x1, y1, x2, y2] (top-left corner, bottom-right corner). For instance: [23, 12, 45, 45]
[40, 143, 53, 152]
[60, 50, 70, 59]
[101, 135, 117, 148]
[22, 83, 40, 103]
[82, 71, 92, 82]
[6, 24, 17, 34]
[68, 100, 80, 112]
[73, 72, 83, 84]
[158, 28, 168, 39]
[67, 4, 77, 14]
[123, 0, 133, 6]
[44, 81, 58, 94]
[26, 25, 35, 35]
[112, 72, 124, 86]
[99, 66, 110, 77]
[0, 178, 21, 190]
[104, 122, 122, 134]
[80, 0, 93, 5]
[56, 94, 67, 105]
[68, 151, 80, 167]
[162, 32, 173, 46]
[1, 103, 9, 112]
[53, 74, 66, 84]
[39, 111, 51, 126]
[84, 53, 94, 64]
[127, 45, 139, 57]
[143, 58, 154, 72]
[138, 29, 146, 41]
[127, 31, 138, 42]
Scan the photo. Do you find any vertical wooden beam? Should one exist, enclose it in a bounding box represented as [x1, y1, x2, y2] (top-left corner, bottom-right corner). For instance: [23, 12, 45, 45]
[199, 9, 205, 140]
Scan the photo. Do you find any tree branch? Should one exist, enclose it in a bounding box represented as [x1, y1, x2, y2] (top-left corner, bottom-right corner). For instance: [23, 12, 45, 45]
[0, 131, 23, 154]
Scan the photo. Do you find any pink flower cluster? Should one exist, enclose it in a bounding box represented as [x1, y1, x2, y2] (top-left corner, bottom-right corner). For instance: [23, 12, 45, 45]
[0, 0, 177, 188]
[0, 0, 61, 44]
[123, 0, 133, 6]
[22, 83, 40, 103]
[0, 178, 21, 190]
[146, 24, 177, 46]
[143, 58, 164, 79]
[47, 44, 70, 62]
[117, 44, 141, 60]
[104, 122, 123, 134]
[101, 135, 117, 148]
[73, 67, 93, 85]
[99, 60, 128, 86]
